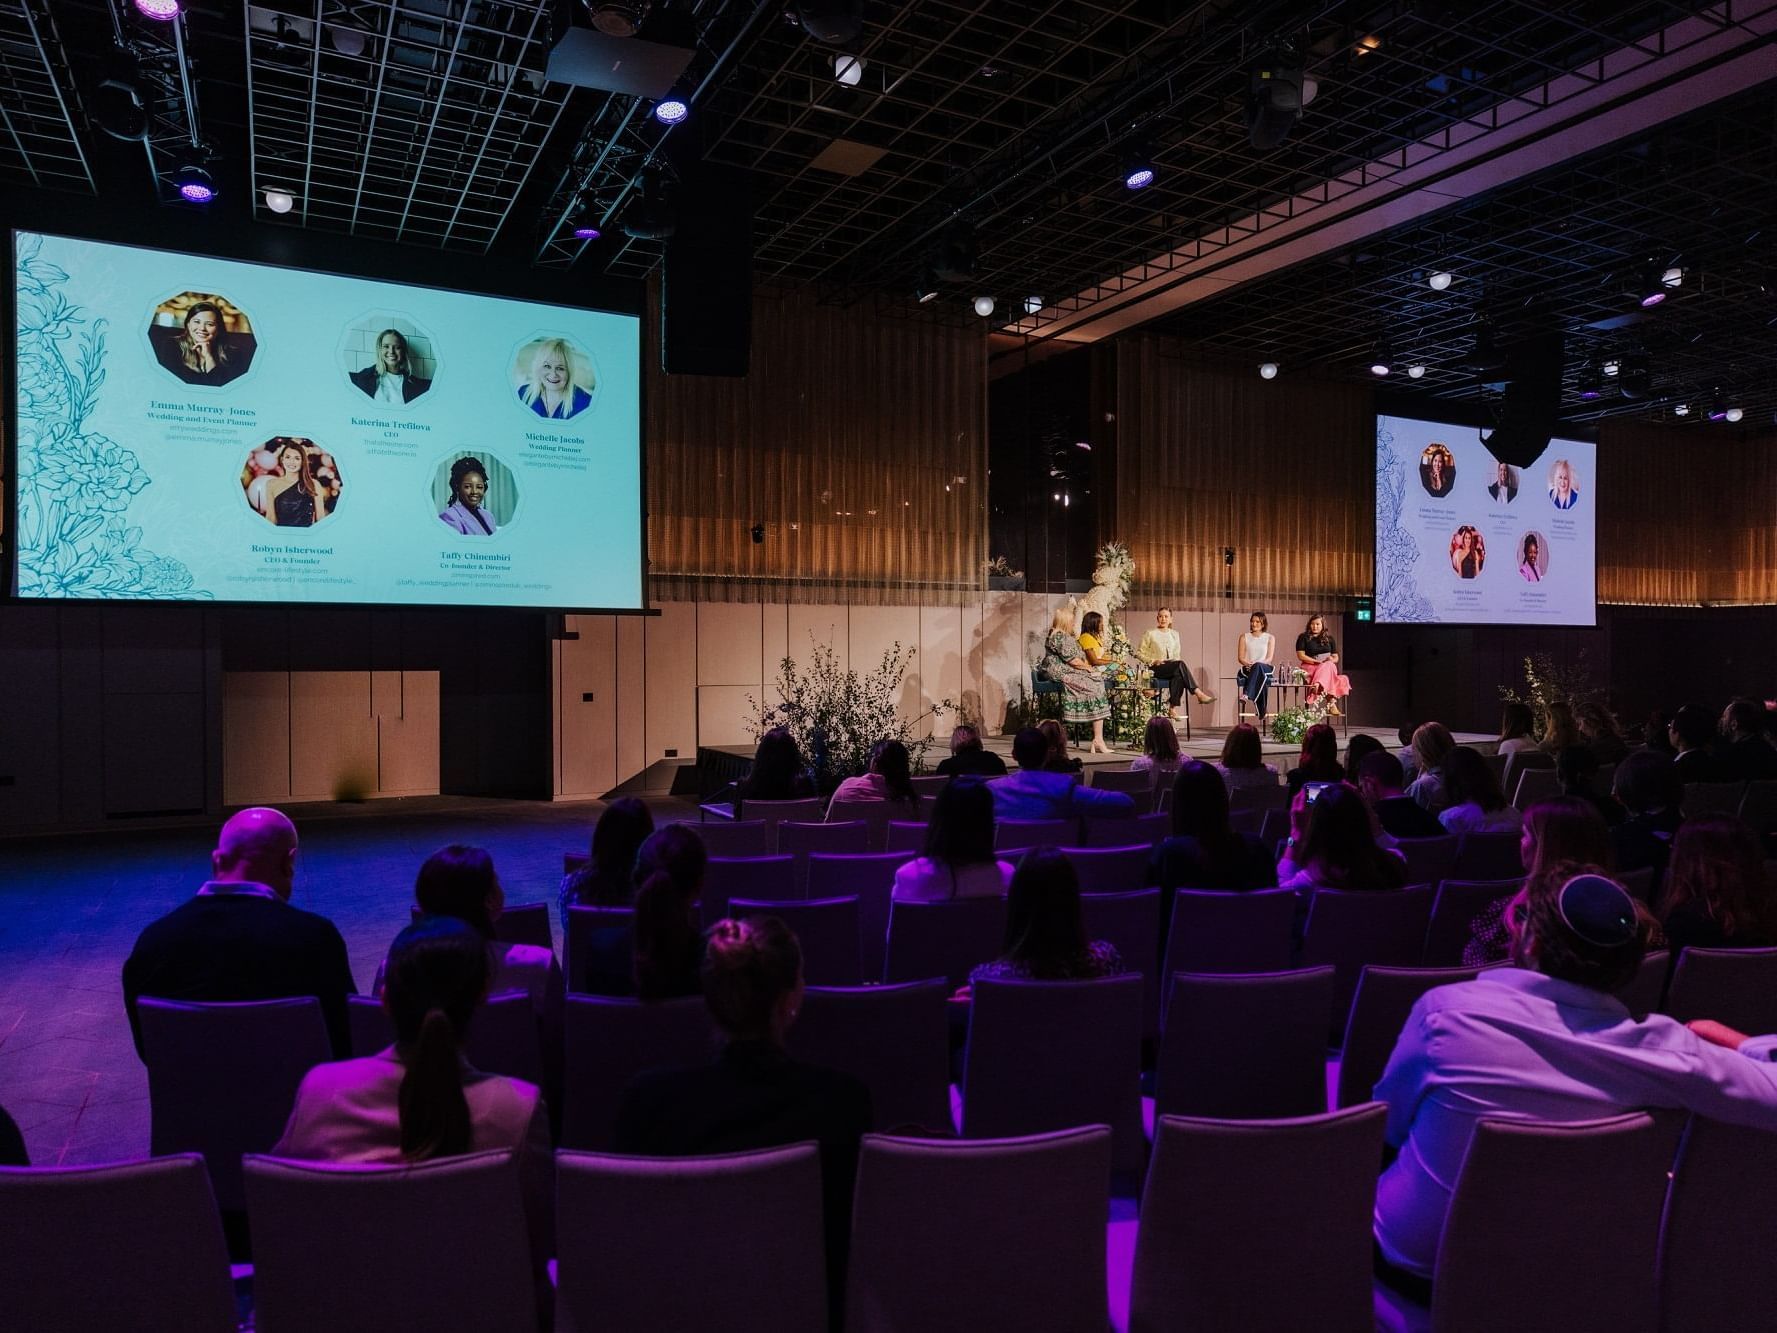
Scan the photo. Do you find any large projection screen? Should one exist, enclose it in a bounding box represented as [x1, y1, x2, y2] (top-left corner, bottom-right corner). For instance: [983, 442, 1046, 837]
[1375, 413, 1596, 626]
[9, 231, 643, 610]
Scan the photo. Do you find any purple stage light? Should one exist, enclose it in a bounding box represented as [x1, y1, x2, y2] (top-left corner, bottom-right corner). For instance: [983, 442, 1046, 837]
[179, 180, 214, 202]
[573, 223, 601, 240]
[1124, 167, 1154, 190]
[653, 98, 689, 126]
[174, 164, 216, 203]
[1639, 290, 1666, 308]
[133, 0, 183, 18]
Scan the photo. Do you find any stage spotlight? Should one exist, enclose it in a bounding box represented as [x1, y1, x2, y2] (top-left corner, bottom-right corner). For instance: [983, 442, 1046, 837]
[329, 20, 368, 57]
[1355, 33, 1383, 56]
[1577, 363, 1602, 400]
[569, 203, 601, 240]
[1637, 265, 1668, 307]
[1247, 45, 1307, 150]
[1662, 265, 1685, 289]
[1673, 402, 1690, 417]
[1619, 355, 1651, 400]
[174, 163, 217, 203]
[973, 295, 995, 317]
[1369, 343, 1392, 377]
[653, 96, 689, 125]
[621, 171, 674, 239]
[585, 2, 650, 37]
[1258, 361, 1279, 379]
[792, 1, 865, 44]
[1707, 395, 1728, 422]
[914, 272, 940, 304]
[1122, 145, 1155, 190]
[94, 54, 151, 141]
[1428, 270, 1453, 291]
[1406, 364, 1426, 379]
[1602, 358, 1620, 377]
[1726, 406, 1744, 423]
[1023, 294, 1043, 315]
[133, 0, 183, 19]
[832, 53, 864, 85]
[264, 188, 294, 213]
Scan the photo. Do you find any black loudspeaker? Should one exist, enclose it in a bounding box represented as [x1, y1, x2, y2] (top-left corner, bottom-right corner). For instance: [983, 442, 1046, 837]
[661, 164, 754, 376]
[1481, 329, 1563, 468]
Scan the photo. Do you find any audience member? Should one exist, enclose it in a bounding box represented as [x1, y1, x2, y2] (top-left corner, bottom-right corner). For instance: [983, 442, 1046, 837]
[1717, 698, 1777, 781]
[1669, 704, 1721, 784]
[735, 726, 815, 805]
[1538, 700, 1583, 755]
[1641, 709, 1676, 756]
[989, 728, 1135, 821]
[122, 807, 356, 1058]
[577, 825, 707, 997]
[1437, 746, 1523, 835]
[893, 779, 1015, 902]
[1285, 722, 1345, 796]
[1496, 702, 1539, 759]
[1575, 702, 1628, 766]
[1556, 745, 1623, 827]
[970, 849, 1128, 982]
[1345, 732, 1385, 775]
[375, 845, 561, 1022]
[1037, 718, 1084, 775]
[1128, 714, 1182, 789]
[1461, 797, 1612, 966]
[1613, 750, 1684, 884]
[1278, 783, 1407, 891]
[1146, 761, 1276, 894]
[1357, 751, 1444, 839]
[934, 724, 1008, 777]
[828, 739, 922, 816]
[1396, 723, 1420, 783]
[559, 797, 654, 918]
[1406, 722, 1456, 813]
[1660, 817, 1777, 952]
[1374, 865, 1777, 1283]
[1216, 722, 1280, 793]
[276, 917, 552, 1277]
[615, 916, 871, 1326]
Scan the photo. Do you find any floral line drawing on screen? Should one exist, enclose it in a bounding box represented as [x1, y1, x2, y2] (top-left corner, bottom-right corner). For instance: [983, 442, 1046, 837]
[13, 235, 210, 599]
[1374, 423, 1436, 622]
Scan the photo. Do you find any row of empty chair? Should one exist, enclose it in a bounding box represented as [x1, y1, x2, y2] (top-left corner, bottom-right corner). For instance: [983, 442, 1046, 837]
[7, 1107, 1771, 1333]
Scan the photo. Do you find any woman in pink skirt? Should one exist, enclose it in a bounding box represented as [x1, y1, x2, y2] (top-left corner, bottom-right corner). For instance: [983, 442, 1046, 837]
[1295, 613, 1351, 714]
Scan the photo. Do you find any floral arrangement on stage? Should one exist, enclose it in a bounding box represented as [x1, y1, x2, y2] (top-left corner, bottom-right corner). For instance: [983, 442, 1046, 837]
[1499, 651, 1604, 737]
[748, 636, 952, 790]
[1269, 705, 1322, 745]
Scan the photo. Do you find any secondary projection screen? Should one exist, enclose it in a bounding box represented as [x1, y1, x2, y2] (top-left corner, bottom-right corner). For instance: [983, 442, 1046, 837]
[9, 231, 642, 610]
[1374, 414, 1596, 626]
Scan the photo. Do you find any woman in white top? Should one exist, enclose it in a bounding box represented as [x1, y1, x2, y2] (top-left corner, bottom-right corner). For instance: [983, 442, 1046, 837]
[1216, 721, 1280, 792]
[1437, 746, 1524, 835]
[1236, 611, 1276, 724]
[892, 779, 1015, 902]
[1496, 701, 1540, 758]
[1127, 714, 1182, 790]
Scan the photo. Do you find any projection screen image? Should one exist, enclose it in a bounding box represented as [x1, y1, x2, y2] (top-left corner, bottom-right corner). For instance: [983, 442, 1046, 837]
[10, 230, 643, 610]
[1374, 414, 1597, 626]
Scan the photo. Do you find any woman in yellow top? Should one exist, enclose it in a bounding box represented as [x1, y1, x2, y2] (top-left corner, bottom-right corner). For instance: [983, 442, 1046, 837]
[1077, 611, 1112, 665]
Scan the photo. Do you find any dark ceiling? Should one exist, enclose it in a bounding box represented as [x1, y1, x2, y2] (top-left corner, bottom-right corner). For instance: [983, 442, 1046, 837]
[2, 0, 1774, 423]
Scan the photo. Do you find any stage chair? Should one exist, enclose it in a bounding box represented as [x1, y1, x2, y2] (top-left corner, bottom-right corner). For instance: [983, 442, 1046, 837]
[845, 1127, 1111, 1333]
[789, 978, 952, 1135]
[557, 1144, 827, 1333]
[1152, 968, 1335, 1122]
[1422, 878, 1522, 966]
[1332, 964, 1480, 1110]
[0, 1154, 236, 1333]
[731, 895, 863, 986]
[138, 996, 332, 1214]
[560, 995, 710, 1150]
[883, 897, 1006, 988]
[1061, 843, 1153, 893]
[1132, 1105, 1386, 1333]
[244, 1150, 536, 1333]
[1663, 946, 1777, 1034]
[1298, 886, 1436, 1035]
[493, 901, 553, 951]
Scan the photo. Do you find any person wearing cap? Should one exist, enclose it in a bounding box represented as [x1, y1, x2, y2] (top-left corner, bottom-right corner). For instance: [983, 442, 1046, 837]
[1372, 861, 1777, 1284]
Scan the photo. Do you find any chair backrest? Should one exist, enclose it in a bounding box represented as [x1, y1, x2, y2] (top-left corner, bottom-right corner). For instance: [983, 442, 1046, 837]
[911, 774, 952, 795]
[563, 849, 590, 875]
[1078, 889, 1163, 1039]
[1334, 964, 1479, 1108]
[1089, 765, 1154, 793]
[138, 996, 334, 1213]
[1161, 888, 1298, 977]
[1228, 809, 1263, 836]
[845, 1127, 1112, 1333]
[734, 797, 827, 849]
[1502, 748, 1554, 805]
[1618, 865, 1657, 902]
[806, 851, 915, 981]
[829, 799, 915, 852]
[777, 819, 869, 858]
[789, 979, 952, 1134]
[1737, 779, 1777, 833]
[1299, 886, 1436, 1033]
[0, 1154, 236, 1333]
[703, 854, 798, 923]
[1451, 831, 1525, 881]
[962, 975, 1145, 1174]
[1132, 1105, 1388, 1333]
[1422, 878, 1522, 967]
[1609, 948, 1668, 1019]
[1060, 843, 1154, 894]
[1229, 783, 1290, 815]
[1391, 835, 1460, 886]
[1431, 1113, 1674, 1333]
[884, 820, 927, 853]
[731, 895, 863, 986]
[560, 994, 712, 1150]
[492, 901, 553, 950]
[1664, 946, 1777, 1034]
[1658, 1116, 1777, 1333]
[1083, 810, 1169, 847]
[1258, 807, 1292, 849]
[995, 817, 1073, 851]
[1680, 781, 1748, 820]
[565, 903, 632, 990]
[556, 1144, 827, 1333]
[244, 1149, 537, 1333]
[1155, 968, 1336, 1120]
[1511, 767, 1562, 810]
[884, 897, 1007, 988]
[691, 818, 772, 858]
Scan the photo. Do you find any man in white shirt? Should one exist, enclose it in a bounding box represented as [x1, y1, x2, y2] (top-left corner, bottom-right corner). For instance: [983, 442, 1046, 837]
[1134, 607, 1214, 718]
[349, 328, 432, 404]
[1373, 867, 1777, 1280]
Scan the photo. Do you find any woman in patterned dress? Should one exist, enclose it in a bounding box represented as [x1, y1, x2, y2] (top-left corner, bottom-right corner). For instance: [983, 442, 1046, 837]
[1041, 605, 1112, 754]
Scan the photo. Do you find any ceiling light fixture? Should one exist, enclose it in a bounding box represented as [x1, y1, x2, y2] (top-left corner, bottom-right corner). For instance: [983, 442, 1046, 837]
[133, 0, 183, 19]
[1673, 403, 1691, 417]
[569, 203, 602, 240]
[1725, 406, 1744, 423]
[1637, 263, 1668, 308]
[832, 53, 864, 86]
[1023, 294, 1043, 315]
[1602, 358, 1621, 377]
[1355, 34, 1383, 56]
[94, 50, 151, 141]
[1122, 144, 1155, 190]
[1369, 341, 1392, 377]
[1406, 364, 1426, 379]
[264, 188, 294, 214]
[1578, 364, 1602, 400]
[791, 1, 865, 45]
[1428, 270, 1453, 291]
[1661, 265, 1685, 289]
[1248, 46, 1307, 150]
[972, 295, 995, 317]
[584, 2, 651, 37]
[1258, 361, 1279, 379]
[174, 163, 217, 203]
[914, 271, 940, 304]
[653, 96, 689, 125]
